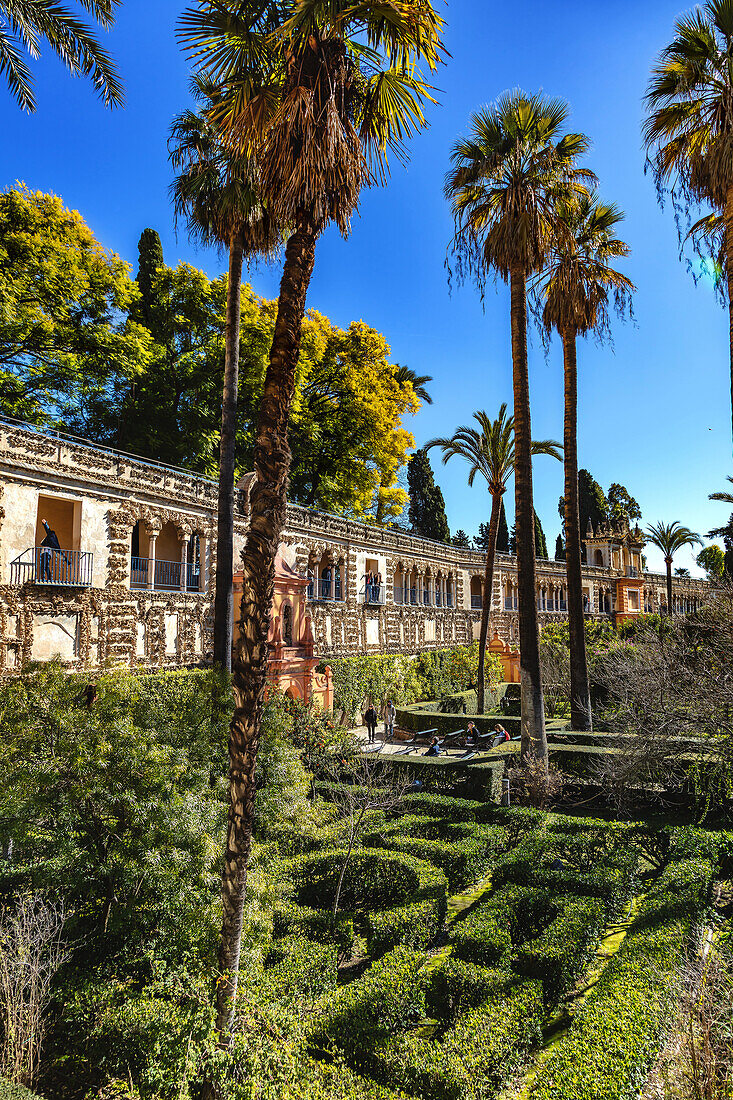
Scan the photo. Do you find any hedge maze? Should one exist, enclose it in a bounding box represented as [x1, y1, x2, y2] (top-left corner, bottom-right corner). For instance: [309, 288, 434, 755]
[261, 789, 730, 1100]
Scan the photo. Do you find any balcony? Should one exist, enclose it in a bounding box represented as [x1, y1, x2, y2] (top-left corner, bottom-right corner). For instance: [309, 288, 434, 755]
[362, 583, 385, 606]
[307, 579, 343, 602]
[11, 547, 93, 587]
[471, 595, 483, 609]
[130, 557, 201, 592]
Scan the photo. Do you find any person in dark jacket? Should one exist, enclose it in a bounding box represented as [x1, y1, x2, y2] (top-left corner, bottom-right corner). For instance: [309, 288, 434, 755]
[39, 519, 61, 580]
[364, 703, 378, 743]
[424, 737, 442, 757]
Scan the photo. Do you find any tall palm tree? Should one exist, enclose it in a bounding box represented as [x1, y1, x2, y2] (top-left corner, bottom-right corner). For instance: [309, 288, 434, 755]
[0, 0, 123, 111]
[646, 521, 702, 615]
[445, 91, 591, 765]
[427, 406, 561, 713]
[170, 77, 281, 674]
[538, 193, 633, 731]
[178, 0, 445, 1041]
[644, 0, 733, 442]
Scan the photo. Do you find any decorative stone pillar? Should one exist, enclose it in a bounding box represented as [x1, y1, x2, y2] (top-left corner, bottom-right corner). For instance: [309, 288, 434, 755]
[179, 535, 188, 592]
[147, 534, 158, 591]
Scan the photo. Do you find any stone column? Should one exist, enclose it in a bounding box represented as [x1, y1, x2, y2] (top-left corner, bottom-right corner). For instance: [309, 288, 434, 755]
[179, 535, 188, 592]
[147, 534, 158, 591]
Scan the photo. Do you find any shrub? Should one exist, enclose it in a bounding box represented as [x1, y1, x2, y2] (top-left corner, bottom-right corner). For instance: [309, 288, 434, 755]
[371, 969, 543, 1100]
[514, 895, 606, 1002]
[261, 937, 338, 1002]
[365, 818, 507, 891]
[310, 947, 428, 1060]
[394, 794, 481, 822]
[449, 906, 511, 966]
[530, 858, 714, 1100]
[0, 1083, 43, 1100]
[450, 884, 558, 966]
[276, 849, 448, 955]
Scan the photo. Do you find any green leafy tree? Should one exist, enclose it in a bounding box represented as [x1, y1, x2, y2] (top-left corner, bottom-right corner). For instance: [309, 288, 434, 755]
[178, 0, 445, 1043]
[445, 91, 589, 763]
[0, 186, 152, 428]
[373, 365, 431, 523]
[646, 521, 702, 616]
[393, 365, 433, 404]
[452, 529, 471, 549]
[539, 193, 633, 732]
[428, 406, 560, 713]
[496, 498, 510, 553]
[0, 0, 123, 112]
[708, 478, 733, 575]
[170, 75, 281, 673]
[607, 482, 641, 526]
[559, 469, 609, 554]
[644, 0, 733, 443]
[509, 509, 552, 560]
[407, 448, 450, 543]
[697, 544, 726, 578]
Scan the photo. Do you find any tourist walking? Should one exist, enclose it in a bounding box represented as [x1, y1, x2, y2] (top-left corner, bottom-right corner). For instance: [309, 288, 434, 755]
[364, 703, 378, 743]
[384, 700, 396, 739]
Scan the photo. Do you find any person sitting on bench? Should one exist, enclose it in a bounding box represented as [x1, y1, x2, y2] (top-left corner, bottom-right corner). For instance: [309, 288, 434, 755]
[492, 722, 510, 747]
[424, 737, 442, 757]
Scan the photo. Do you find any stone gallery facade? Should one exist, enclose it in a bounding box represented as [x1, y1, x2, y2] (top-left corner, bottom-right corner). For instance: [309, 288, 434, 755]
[0, 419, 711, 676]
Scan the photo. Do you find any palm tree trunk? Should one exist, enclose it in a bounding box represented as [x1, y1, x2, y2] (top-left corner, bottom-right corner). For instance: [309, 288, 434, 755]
[510, 266, 547, 765]
[725, 185, 733, 445]
[212, 232, 244, 673]
[477, 491, 502, 714]
[215, 220, 318, 1039]
[562, 327, 592, 732]
[666, 558, 673, 617]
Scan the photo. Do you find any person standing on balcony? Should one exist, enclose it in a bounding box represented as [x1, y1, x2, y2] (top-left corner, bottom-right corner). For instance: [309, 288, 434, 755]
[375, 571, 382, 602]
[39, 519, 60, 581]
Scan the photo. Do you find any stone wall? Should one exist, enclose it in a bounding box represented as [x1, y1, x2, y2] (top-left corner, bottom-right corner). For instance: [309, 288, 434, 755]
[0, 419, 712, 671]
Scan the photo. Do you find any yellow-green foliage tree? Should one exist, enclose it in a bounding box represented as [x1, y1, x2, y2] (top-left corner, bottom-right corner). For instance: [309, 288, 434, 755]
[0, 186, 152, 425]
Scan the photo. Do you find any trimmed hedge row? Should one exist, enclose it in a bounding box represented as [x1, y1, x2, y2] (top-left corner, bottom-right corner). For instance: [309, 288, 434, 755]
[370, 964, 543, 1100]
[450, 884, 559, 967]
[530, 858, 714, 1100]
[514, 895, 606, 1002]
[312, 948, 543, 1100]
[261, 936, 339, 1002]
[364, 816, 508, 890]
[394, 793, 482, 821]
[276, 848, 448, 956]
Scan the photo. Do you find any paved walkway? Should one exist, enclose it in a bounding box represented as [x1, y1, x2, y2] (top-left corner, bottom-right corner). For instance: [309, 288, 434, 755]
[352, 724, 519, 761]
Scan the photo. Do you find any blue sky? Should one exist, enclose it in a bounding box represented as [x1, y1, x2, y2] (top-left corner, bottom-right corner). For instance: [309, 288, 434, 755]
[2, 0, 731, 576]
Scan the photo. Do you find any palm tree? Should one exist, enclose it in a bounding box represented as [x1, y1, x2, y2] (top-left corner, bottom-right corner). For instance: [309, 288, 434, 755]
[394, 364, 433, 404]
[644, 1, 733, 442]
[538, 193, 633, 731]
[178, 0, 445, 1041]
[427, 406, 561, 714]
[170, 78, 281, 675]
[0, 0, 123, 111]
[710, 476, 733, 505]
[645, 522, 702, 615]
[445, 91, 591, 765]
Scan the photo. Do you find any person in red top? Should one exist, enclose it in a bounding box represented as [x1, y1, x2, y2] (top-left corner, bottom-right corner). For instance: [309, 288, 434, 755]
[492, 723, 510, 746]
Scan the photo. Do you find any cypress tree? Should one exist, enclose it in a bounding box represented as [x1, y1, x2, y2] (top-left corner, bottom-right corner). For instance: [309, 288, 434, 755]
[534, 511, 549, 559]
[554, 533, 566, 561]
[408, 449, 450, 542]
[452, 529, 471, 548]
[136, 228, 164, 329]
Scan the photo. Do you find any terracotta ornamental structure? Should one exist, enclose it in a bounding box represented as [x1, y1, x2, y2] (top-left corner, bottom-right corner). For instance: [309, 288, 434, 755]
[0, 419, 711, 702]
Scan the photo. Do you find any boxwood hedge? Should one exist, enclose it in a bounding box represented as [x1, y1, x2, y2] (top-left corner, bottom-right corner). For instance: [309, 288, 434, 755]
[276, 848, 448, 955]
[364, 817, 508, 891]
[513, 895, 606, 1003]
[530, 858, 714, 1100]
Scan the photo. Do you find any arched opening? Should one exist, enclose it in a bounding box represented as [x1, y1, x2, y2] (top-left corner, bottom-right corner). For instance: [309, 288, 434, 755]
[282, 602, 293, 645]
[594, 549, 603, 567]
[470, 576, 483, 609]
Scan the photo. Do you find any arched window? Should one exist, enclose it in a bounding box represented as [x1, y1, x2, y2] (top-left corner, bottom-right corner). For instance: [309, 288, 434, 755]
[282, 603, 293, 645]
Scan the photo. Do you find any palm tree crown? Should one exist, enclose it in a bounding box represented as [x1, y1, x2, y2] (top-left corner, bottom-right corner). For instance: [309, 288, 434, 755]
[445, 91, 594, 284]
[394, 364, 433, 405]
[646, 521, 702, 562]
[179, 0, 445, 235]
[426, 404, 562, 493]
[538, 193, 634, 339]
[169, 76, 281, 258]
[644, 1, 733, 212]
[0, 0, 123, 111]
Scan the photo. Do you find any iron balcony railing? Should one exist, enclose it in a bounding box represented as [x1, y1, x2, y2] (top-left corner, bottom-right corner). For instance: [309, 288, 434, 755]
[470, 595, 483, 609]
[306, 579, 343, 601]
[130, 557, 201, 592]
[361, 583, 385, 605]
[11, 547, 93, 587]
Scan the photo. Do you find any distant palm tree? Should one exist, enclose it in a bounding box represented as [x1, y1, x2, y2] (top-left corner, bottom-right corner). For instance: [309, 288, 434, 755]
[427, 406, 561, 713]
[445, 91, 591, 764]
[170, 77, 281, 674]
[0, 0, 123, 111]
[645, 522, 702, 616]
[178, 0, 445, 1044]
[394, 365, 433, 405]
[644, 0, 733, 442]
[710, 476, 733, 506]
[539, 193, 633, 731]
